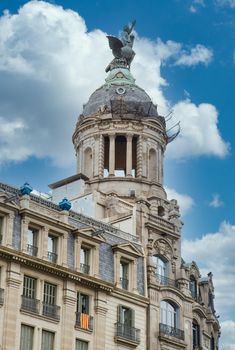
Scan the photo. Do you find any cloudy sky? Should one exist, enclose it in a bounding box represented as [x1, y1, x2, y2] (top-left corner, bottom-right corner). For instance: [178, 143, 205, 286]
[0, 0, 234, 347]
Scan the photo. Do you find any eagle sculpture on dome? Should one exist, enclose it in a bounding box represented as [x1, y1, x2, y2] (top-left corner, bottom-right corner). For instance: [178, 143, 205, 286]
[105, 20, 136, 72]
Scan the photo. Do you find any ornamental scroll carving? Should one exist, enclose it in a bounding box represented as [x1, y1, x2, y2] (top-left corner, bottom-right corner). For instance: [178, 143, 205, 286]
[153, 238, 173, 260]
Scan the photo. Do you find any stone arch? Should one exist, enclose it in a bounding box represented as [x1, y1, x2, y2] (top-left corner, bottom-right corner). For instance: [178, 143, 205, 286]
[84, 146, 93, 178]
[149, 148, 157, 181]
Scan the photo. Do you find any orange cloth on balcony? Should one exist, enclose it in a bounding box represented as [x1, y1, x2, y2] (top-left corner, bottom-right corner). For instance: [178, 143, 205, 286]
[80, 313, 89, 329]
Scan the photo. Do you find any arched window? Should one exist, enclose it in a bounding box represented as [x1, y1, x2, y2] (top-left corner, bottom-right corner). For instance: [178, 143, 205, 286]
[192, 320, 200, 349]
[115, 136, 126, 176]
[190, 276, 197, 299]
[152, 255, 168, 285]
[210, 334, 215, 350]
[149, 148, 157, 181]
[160, 300, 178, 328]
[84, 147, 93, 178]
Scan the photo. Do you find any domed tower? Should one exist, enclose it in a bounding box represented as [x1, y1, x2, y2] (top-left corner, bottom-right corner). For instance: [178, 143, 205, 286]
[72, 22, 179, 244]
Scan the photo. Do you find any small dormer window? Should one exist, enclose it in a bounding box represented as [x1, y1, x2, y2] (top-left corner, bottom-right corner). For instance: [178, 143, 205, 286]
[190, 276, 197, 300]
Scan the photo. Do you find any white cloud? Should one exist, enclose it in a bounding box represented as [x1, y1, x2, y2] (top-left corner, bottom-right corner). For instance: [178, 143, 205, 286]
[166, 100, 229, 159]
[0, 1, 228, 166]
[216, 0, 235, 8]
[221, 321, 235, 350]
[189, 0, 205, 13]
[209, 193, 224, 208]
[175, 44, 213, 66]
[182, 221, 235, 321]
[182, 221, 235, 348]
[165, 187, 194, 215]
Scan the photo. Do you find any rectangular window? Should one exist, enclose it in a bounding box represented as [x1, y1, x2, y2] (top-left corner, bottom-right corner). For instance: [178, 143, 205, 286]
[77, 293, 89, 314]
[0, 216, 3, 244]
[27, 227, 38, 256]
[118, 305, 133, 327]
[22, 275, 39, 313]
[20, 324, 34, 350]
[41, 330, 54, 350]
[76, 339, 88, 350]
[80, 246, 90, 274]
[48, 235, 58, 263]
[120, 261, 129, 290]
[43, 283, 56, 305]
[23, 275, 36, 299]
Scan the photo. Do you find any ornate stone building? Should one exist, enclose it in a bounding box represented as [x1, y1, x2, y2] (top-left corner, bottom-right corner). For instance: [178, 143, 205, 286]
[0, 23, 220, 350]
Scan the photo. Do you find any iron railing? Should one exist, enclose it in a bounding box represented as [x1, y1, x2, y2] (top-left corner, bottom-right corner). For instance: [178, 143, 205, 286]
[115, 322, 140, 343]
[21, 296, 40, 314]
[75, 312, 93, 331]
[159, 323, 184, 340]
[120, 278, 129, 290]
[47, 251, 57, 263]
[156, 273, 178, 288]
[80, 263, 90, 274]
[27, 244, 38, 257]
[42, 303, 60, 320]
[0, 288, 4, 305]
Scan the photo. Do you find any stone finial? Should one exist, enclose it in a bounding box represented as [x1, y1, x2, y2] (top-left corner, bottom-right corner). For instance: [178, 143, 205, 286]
[20, 182, 33, 196]
[59, 197, 72, 211]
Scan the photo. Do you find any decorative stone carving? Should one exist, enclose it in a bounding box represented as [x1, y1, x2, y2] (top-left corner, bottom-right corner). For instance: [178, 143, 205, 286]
[153, 238, 172, 259]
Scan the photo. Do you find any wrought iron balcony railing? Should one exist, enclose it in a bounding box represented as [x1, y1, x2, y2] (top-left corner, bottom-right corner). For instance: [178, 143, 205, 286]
[120, 277, 129, 290]
[115, 322, 140, 343]
[0, 288, 4, 305]
[75, 312, 93, 331]
[156, 273, 178, 288]
[159, 323, 184, 340]
[80, 263, 90, 274]
[27, 244, 38, 257]
[47, 251, 57, 263]
[42, 302, 60, 320]
[21, 296, 40, 314]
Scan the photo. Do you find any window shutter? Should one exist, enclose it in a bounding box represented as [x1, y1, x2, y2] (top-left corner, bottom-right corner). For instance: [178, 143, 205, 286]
[131, 308, 135, 327]
[117, 305, 122, 323]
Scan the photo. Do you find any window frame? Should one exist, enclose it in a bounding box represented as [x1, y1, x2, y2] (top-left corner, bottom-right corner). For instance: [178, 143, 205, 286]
[76, 339, 89, 350]
[20, 324, 34, 350]
[160, 300, 179, 329]
[27, 226, 39, 257]
[41, 329, 55, 350]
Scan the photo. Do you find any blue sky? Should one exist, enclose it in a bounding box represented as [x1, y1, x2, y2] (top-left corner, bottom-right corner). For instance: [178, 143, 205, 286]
[0, 0, 235, 347]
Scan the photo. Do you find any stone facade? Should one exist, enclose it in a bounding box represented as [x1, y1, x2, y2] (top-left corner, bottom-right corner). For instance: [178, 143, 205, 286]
[0, 37, 220, 350]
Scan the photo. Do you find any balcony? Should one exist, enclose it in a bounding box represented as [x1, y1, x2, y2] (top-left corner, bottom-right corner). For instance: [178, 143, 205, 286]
[27, 244, 38, 257]
[115, 322, 140, 344]
[21, 296, 40, 314]
[159, 323, 184, 340]
[47, 251, 57, 263]
[42, 302, 60, 320]
[120, 277, 129, 290]
[80, 263, 90, 275]
[0, 288, 4, 305]
[156, 273, 178, 288]
[75, 312, 93, 331]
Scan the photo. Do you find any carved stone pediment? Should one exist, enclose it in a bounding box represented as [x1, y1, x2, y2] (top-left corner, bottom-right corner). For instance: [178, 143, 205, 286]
[112, 242, 143, 257]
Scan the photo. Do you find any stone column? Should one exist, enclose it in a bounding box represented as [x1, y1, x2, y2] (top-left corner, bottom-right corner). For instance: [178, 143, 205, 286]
[94, 291, 108, 350]
[41, 226, 49, 260]
[126, 134, 133, 176]
[98, 135, 104, 178]
[61, 281, 77, 350]
[20, 216, 29, 253]
[61, 232, 68, 268]
[137, 135, 143, 178]
[94, 135, 100, 177]
[2, 262, 21, 350]
[109, 134, 115, 176]
[5, 212, 15, 248]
